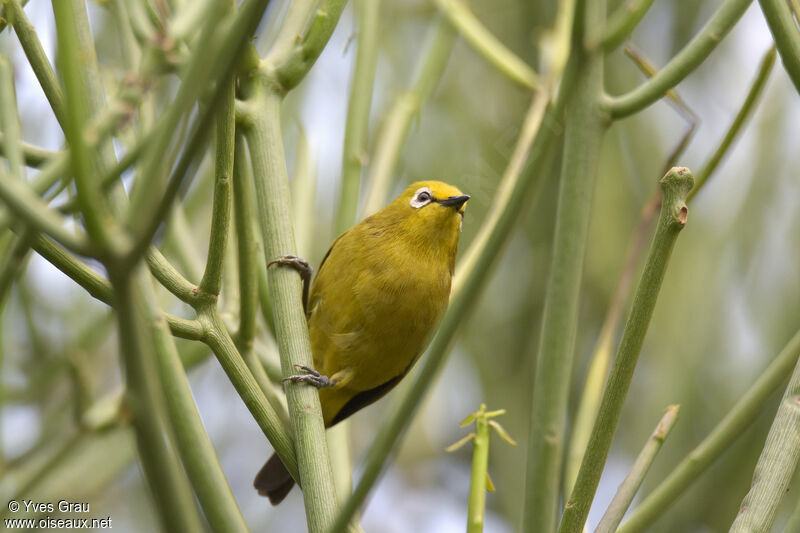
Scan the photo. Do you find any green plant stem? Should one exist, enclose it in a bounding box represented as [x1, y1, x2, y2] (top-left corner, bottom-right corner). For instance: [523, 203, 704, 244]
[268, 0, 348, 93]
[0, 0, 27, 34]
[689, 46, 776, 201]
[566, 46, 773, 497]
[467, 418, 491, 533]
[594, 0, 657, 52]
[262, 0, 316, 69]
[563, 47, 691, 500]
[621, 44, 700, 175]
[67, 0, 120, 179]
[111, 271, 206, 533]
[433, 0, 539, 90]
[28, 234, 205, 340]
[563, 213, 646, 496]
[0, 54, 24, 180]
[605, 0, 753, 119]
[109, 0, 141, 71]
[200, 305, 300, 480]
[244, 85, 337, 532]
[290, 105, 354, 508]
[334, 0, 381, 235]
[233, 133, 291, 428]
[329, 82, 563, 533]
[0, 84, 148, 230]
[144, 285, 250, 533]
[145, 247, 198, 304]
[523, 3, 606, 531]
[792, 0, 800, 19]
[124, 0, 273, 268]
[234, 133, 258, 348]
[729, 345, 800, 531]
[448, 406, 516, 533]
[124, 3, 226, 242]
[0, 169, 93, 256]
[0, 231, 31, 309]
[758, 0, 800, 92]
[595, 405, 680, 533]
[612, 227, 800, 533]
[290, 124, 316, 258]
[361, 19, 456, 217]
[5, 0, 66, 127]
[559, 167, 694, 533]
[53, 0, 120, 255]
[170, 0, 220, 44]
[198, 56, 235, 297]
[0, 134, 56, 169]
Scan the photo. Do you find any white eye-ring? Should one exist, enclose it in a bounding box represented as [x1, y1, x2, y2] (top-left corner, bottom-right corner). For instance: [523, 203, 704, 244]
[410, 187, 434, 209]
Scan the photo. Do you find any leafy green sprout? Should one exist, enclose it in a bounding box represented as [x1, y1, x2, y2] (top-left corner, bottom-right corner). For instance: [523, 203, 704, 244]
[446, 404, 517, 533]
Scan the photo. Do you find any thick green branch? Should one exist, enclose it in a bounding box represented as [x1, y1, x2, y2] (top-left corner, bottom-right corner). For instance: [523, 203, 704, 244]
[758, 0, 800, 92]
[111, 271, 206, 532]
[605, 0, 753, 119]
[243, 85, 337, 532]
[524, 3, 607, 531]
[559, 167, 694, 533]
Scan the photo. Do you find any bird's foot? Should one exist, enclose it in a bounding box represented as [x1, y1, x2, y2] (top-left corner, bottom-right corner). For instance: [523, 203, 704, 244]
[282, 364, 333, 389]
[267, 255, 312, 279]
[267, 255, 312, 312]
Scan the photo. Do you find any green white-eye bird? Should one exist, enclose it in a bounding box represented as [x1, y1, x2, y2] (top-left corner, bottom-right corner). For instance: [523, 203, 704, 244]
[255, 181, 469, 504]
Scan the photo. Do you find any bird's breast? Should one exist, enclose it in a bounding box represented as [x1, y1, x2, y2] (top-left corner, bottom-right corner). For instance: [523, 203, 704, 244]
[309, 241, 452, 392]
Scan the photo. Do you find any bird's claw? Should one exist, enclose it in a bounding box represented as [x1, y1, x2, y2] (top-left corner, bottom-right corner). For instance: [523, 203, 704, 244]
[267, 255, 312, 278]
[267, 255, 313, 312]
[282, 364, 333, 389]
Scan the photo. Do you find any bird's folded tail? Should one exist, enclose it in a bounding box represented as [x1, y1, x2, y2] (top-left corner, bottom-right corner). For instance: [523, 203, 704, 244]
[254, 452, 295, 505]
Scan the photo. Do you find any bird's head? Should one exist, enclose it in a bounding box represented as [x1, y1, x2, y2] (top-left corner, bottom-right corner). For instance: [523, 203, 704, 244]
[378, 181, 469, 265]
[396, 180, 469, 231]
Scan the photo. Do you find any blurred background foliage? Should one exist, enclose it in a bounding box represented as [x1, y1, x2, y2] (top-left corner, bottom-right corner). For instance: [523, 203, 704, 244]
[1, 0, 799, 531]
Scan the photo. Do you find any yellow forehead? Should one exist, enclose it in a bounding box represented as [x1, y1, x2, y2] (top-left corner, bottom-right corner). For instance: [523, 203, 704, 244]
[404, 181, 464, 200]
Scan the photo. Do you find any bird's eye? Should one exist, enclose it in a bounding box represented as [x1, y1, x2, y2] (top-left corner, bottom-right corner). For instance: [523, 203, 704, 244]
[410, 187, 434, 208]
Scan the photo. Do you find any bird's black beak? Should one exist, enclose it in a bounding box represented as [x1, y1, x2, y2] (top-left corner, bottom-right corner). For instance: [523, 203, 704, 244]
[437, 194, 470, 210]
